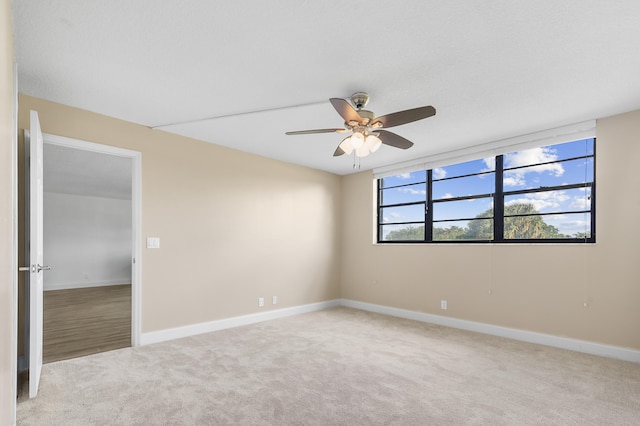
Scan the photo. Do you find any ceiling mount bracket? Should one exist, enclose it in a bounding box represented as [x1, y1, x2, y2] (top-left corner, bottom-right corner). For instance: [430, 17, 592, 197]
[350, 92, 370, 110]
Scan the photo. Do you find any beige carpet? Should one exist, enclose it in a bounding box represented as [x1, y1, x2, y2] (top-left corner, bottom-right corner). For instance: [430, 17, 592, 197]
[16, 307, 640, 425]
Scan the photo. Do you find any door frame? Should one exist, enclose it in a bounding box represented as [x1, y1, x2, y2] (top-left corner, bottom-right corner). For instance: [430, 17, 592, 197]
[41, 133, 142, 346]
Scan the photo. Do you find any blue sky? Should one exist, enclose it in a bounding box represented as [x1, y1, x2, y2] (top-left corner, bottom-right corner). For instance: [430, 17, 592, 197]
[380, 138, 594, 238]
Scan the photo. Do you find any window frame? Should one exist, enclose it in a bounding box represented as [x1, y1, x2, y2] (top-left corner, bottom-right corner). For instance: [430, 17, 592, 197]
[376, 138, 596, 244]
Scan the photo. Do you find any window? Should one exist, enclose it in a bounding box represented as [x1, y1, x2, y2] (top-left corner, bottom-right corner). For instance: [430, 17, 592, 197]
[377, 138, 595, 243]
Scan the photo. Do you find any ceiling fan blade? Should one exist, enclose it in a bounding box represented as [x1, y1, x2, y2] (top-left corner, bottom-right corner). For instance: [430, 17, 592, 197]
[285, 128, 346, 135]
[376, 130, 414, 149]
[333, 145, 346, 157]
[329, 98, 362, 124]
[371, 106, 436, 128]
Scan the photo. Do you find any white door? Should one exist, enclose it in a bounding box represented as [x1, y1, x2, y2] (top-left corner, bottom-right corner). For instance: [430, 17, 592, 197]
[25, 110, 48, 398]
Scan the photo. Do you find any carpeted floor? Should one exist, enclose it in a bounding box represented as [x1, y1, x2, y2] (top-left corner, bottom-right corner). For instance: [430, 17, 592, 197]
[16, 307, 640, 425]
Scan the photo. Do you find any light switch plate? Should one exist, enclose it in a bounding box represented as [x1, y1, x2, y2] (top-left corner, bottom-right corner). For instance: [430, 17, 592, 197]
[147, 237, 160, 249]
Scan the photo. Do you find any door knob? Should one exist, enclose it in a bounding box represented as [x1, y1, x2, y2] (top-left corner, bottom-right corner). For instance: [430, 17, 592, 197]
[18, 264, 51, 272]
[36, 264, 51, 273]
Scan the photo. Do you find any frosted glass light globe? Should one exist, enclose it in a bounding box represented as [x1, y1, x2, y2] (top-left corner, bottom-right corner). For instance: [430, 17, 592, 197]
[339, 136, 354, 154]
[356, 144, 370, 157]
[350, 131, 365, 149]
[366, 134, 382, 152]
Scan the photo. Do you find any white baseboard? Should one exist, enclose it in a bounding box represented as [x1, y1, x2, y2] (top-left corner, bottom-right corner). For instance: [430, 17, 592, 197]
[44, 280, 131, 291]
[340, 299, 640, 363]
[138, 297, 639, 363]
[140, 299, 342, 346]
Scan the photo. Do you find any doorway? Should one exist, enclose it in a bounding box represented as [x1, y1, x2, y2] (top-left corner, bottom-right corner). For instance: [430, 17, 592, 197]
[39, 134, 141, 361]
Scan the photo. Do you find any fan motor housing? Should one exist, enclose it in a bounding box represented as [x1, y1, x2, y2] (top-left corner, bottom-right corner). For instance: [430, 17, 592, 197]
[357, 109, 374, 120]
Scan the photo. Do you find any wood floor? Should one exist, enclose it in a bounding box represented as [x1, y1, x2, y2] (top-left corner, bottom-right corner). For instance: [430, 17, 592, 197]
[43, 284, 131, 363]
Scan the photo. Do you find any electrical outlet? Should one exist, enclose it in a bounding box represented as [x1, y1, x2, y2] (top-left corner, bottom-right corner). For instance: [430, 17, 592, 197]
[272, 296, 278, 305]
[258, 297, 264, 307]
[441, 300, 447, 310]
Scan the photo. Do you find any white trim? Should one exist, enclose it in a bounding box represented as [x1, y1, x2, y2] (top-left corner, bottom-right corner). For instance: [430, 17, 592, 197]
[341, 299, 640, 363]
[373, 120, 596, 179]
[130, 152, 142, 347]
[11, 62, 18, 424]
[139, 297, 639, 363]
[44, 280, 131, 291]
[140, 299, 640, 363]
[140, 299, 342, 346]
[41, 133, 143, 347]
[42, 133, 140, 158]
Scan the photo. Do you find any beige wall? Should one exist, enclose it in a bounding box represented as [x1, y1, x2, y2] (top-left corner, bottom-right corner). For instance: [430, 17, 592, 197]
[341, 108, 640, 350]
[17, 95, 342, 333]
[0, 0, 16, 423]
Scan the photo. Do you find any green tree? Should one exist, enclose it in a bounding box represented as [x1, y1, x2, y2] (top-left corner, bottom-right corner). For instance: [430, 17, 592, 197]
[465, 203, 563, 240]
[385, 225, 424, 241]
[464, 213, 493, 240]
[433, 225, 467, 241]
[384, 202, 564, 241]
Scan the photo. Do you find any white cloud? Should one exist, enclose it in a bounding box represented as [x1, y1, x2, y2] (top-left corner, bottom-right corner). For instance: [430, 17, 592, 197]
[571, 187, 591, 209]
[570, 196, 590, 209]
[503, 147, 564, 187]
[399, 173, 411, 179]
[398, 187, 427, 196]
[531, 191, 569, 202]
[505, 147, 560, 170]
[503, 174, 525, 187]
[505, 191, 569, 212]
[442, 193, 453, 199]
[482, 157, 496, 171]
[383, 214, 405, 223]
[549, 214, 567, 220]
[433, 167, 447, 180]
[545, 216, 590, 236]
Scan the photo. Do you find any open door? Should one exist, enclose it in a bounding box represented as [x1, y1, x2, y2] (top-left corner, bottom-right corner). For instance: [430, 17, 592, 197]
[24, 110, 48, 398]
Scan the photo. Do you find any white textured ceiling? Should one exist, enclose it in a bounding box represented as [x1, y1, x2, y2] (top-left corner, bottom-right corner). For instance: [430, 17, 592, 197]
[13, 1, 640, 175]
[44, 143, 132, 200]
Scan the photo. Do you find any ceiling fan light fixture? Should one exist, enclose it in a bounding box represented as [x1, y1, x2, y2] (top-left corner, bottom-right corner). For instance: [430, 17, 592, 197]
[285, 92, 436, 160]
[339, 136, 354, 155]
[350, 131, 365, 149]
[366, 134, 382, 152]
[355, 144, 370, 157]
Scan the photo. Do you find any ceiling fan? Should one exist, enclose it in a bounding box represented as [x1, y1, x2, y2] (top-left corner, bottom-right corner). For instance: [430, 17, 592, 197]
[285, 92, 436, 157]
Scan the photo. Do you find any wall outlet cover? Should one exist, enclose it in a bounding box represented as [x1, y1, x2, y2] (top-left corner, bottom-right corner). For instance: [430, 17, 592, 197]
[146, 237, 160, 249]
